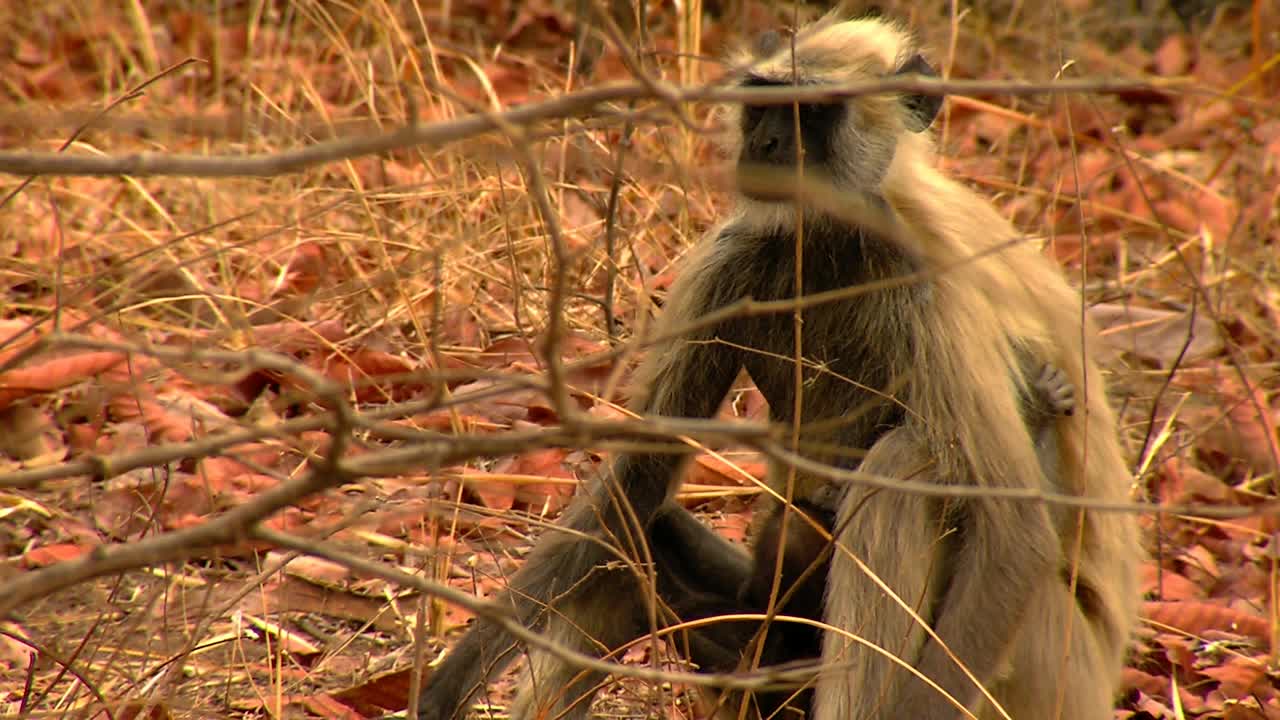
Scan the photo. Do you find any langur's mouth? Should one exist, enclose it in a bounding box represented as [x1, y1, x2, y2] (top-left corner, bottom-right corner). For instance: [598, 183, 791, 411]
[736, 165, 807, 203]
[736, 165, 838, 205]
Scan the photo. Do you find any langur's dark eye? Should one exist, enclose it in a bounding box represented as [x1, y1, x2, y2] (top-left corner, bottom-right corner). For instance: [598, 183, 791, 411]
[802, 102, 844, 126]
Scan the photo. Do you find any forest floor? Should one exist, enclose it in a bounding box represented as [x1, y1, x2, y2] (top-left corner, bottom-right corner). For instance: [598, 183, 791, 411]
[1, 1, 1279, 718]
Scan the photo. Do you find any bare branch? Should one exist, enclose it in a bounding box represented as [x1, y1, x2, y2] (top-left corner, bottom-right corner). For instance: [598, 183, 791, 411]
[0, 77, 1185, 178]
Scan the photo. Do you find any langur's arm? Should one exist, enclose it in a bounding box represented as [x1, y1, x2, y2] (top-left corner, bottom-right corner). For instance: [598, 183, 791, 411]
[416, 273, 745, 720]
[899, 490, 1059, 715]
[897, 362, 1069, 714]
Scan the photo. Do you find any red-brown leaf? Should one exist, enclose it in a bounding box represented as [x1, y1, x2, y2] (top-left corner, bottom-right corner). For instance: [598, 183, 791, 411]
[0, 351, 127, 409]
[1143, 600, 1271, 648]
[21, 542, 92, 567]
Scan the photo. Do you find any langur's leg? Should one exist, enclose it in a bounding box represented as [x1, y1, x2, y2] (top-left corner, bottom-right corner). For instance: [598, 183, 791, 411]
[509, 502, 760, 720]
[507, 590, 647, 720]
[648, 502, 760, 672]
[437, 500, 642, 720]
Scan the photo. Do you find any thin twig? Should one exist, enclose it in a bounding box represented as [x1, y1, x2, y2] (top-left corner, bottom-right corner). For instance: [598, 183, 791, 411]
[0, 77, 1188, 178]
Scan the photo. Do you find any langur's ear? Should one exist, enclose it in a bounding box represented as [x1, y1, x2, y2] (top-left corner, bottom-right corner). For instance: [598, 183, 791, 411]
[896, 53, 943, 132]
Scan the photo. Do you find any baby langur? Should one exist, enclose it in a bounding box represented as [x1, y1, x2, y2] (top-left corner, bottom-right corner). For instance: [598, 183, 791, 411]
[415, 13, 1139, 720]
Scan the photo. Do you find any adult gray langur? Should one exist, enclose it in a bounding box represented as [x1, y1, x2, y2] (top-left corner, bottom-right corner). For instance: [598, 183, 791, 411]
[416, 12, 1140, 720]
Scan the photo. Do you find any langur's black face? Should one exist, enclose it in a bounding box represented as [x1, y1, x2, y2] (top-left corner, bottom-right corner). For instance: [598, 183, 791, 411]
[736, 75, 849, 204]
[738, 80, 846, 172]
[733, 48, 944, 203]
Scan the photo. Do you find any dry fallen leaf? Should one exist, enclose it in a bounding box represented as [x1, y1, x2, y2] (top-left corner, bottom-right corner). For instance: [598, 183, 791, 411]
[1140, 562, 1203, 601]
[20, 542, 92, 568]
[1144, 600, 1271, 649]
[1092, 303, 1224, 367]
[1199, 655, 1271, 699]
[0, 351, 129, 409]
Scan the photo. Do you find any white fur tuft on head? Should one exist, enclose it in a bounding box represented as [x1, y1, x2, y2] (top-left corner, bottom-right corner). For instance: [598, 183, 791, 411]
[731, 15, 919, 84]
